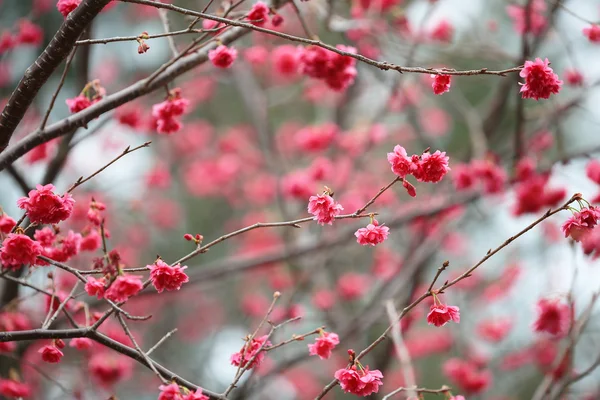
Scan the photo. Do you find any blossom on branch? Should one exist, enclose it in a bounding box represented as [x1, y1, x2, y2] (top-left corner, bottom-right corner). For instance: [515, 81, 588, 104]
[104, 275, 143, 303]
[519, 58, 562, 100]
[431, 74, 451, 95]
[149, 259, 190, 293]
[0, 233, 42, 270]
[230, 335, 272, 369]
[308, 192, 343, 225]
[209, 45, 238, 69]
[355, 220, 389, 246]
[17, 184, 75, 224]
[308, 330, 339, 359]
[334, 365, 383, 396]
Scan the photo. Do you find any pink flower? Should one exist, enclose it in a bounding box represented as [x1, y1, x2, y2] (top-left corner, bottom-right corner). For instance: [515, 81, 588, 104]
[247, 1, 270, 25]
[158, 383, 182, 400]
[0, 234, 42, 270]
[209, 45, 238, 69]
[506, 0, 547, 35]
[414, 150, 450, 183]
[85, 276, 106, 299]
[443, 358, 491, 394]
[152, 89, 190, 135]
[307, 193, 343, 225]
[272, 45, 302, 77]
[450, 397, 466, 400]
[429, 20, 454, 42]
[230, 335, 271, 369]
[337, 273, 368, 300]
[562, 207, 600, 242]
[0, 379, 32, 398]
[295, 123, 338, 152]
[334, 365, 383, 396]
[70, 337, 94, 350]
[66, 95, 92, 113]
[564, 68, 583, 86]
[308, 331, 339, 359]
[104, 275, 143, 303]
[476, 318, 513, 342]
[57, 0, 81, 17]
[17, 184, 75, 224]
[0, 214, 16, 233]
[300, 45, 357, 91]
[519, 58, 562, 100]
[355, 220, 389, 246]
[387, 145, 417, 178]
[149, 260, 189, 293]
[583, 25, 600, 43]
[16, 20, 43, 46]
[587, 160, 600, 184]
[431, 74, 451, 95]
[89, 352, 133, 388]
[39, 344, 63, 363]
[533, 298, 570, 337]
[427, 303, 460, 327]
[183, 389, 209, 400]
[451, 164, 476, 190]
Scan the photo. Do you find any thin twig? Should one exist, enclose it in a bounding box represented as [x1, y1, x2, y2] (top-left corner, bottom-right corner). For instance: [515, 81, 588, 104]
[66, 141, 151, 193]
[147, 329, 178, 355]
[119, 0, 523, 77]
[117, 313, 168, 384]
[39, 47, 78, 131]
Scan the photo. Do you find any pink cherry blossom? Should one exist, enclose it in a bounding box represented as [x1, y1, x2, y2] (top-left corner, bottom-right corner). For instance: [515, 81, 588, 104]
[0, 233, 42, 270]
[334, 365, 383, 396]
[39, 344, 63, 363]
[308, 331, 339, 359]
[209, 45, 238, 69]
[104, 275, 143, 303]
[355, 220, 390, 246]
[17, 184, 75, 224]
[149, 260, 189, 293]
[307, 193, 343, 225]
[427, 303, 460, 327]
[519, 58, 562, 100]
[533, 298, 570, 337]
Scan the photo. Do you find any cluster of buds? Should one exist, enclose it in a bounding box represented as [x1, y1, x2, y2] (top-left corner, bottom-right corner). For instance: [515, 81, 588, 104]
[137, 31, 150, 54]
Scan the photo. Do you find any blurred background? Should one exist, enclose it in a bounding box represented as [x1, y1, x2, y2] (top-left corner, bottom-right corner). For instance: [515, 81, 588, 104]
[2, 0, 600, 399]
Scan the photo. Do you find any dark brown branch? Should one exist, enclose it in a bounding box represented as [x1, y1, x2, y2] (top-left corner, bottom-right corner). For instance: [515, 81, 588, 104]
[0, 0, 111, 153]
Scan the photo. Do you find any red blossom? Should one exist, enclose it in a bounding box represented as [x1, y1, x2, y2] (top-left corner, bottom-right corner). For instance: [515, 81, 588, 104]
[57, 0, 81, 17]
[247, 1, 270, 25]
[149, 259, 190, 293]
[387, 145, 417, 178]
[334, 365, 384, 396]
[414, 150, 450, 183]
[0, 379, 32, 398]
[0, 214, 16, 233]
[85, 276, 106, 299]
[519, 58, 562, 100]
[158, 383, 182, 400]
[104, 275, 143, 303]
[0, 233, 43, 270]
[426, 303, 460, 327]
[431, 74, 451, 95]
[208, 45, 238, 69]
[308, 331, 339, 359]
[16, 184, 75, 224]
[532, 298, 571, 337]
[583, 25, 600, 43]
[39, 344, 64, 363]
[230, 335, 271, 369]
[307, 193, 344, 225]
[355, 220, 390, 246]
